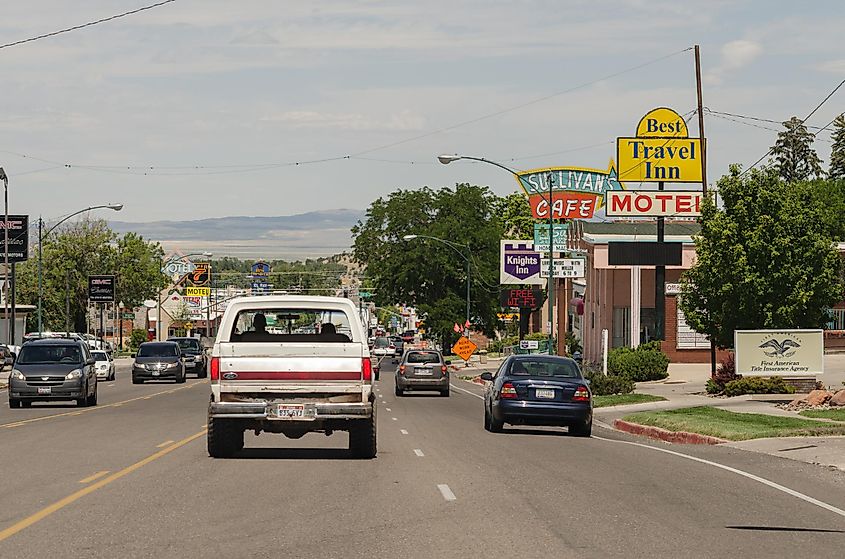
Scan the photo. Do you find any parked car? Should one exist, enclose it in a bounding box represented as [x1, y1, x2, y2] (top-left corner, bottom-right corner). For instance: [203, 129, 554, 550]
[0, 344, 14, 369]
[390, 336, 405, 362]
[8, 338, 98, 408]
[371, 336, 395, 358]
[92, 350, 115, 381]
[132, 341, 185, 384]
[167, 337, 207, 378]
[395, 350, 449, 397]
[480, 355, 592, 436]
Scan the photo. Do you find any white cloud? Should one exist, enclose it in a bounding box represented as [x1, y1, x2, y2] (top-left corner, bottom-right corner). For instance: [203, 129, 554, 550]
[705, 39, 763, 85]
[260, 110, 426, 131]
[814, 59, 845, 74]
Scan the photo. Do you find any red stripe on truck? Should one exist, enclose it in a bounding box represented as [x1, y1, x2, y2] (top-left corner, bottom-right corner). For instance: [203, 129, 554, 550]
[225, 371, 361, 381]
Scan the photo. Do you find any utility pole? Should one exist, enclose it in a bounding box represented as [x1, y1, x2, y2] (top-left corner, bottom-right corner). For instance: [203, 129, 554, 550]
[655, 180, 666, 341]
[694, 44, 716, 376]
[546, 172, 555, 355]
[65, 270, 70, 337]
[2, 167, 9, 345]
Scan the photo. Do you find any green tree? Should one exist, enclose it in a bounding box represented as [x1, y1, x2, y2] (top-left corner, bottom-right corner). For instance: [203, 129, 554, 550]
[492, 192, 534, 239]
[829, 114, 845, 179]
[351, 184, 502, 348]
[15, 219, 166, 333]
[771, 116, 824, 182]
[679, 165, 843, 348]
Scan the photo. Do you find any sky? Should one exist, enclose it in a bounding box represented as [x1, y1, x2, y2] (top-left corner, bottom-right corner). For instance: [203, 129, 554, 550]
[1, 0, 844, 223]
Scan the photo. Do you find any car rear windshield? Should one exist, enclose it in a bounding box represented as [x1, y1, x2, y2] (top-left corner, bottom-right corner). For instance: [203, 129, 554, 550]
[92, 351, 109, 361]
[18, 345, 82, 365]
[171, 339, 200, 351]
[138, 344, 178, 357]
[406, 352, 441, 364]
[508, 359, 580, 379]
[374, 337, 390, 348]
[228, 308, 354, 343]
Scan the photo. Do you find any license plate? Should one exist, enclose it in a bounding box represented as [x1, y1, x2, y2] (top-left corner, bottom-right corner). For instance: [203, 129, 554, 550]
[38, 387, 51, 395]
[152, 371, 160, 376]
[415, 368, 433, 376]
[536, 388, 555, 400]
[276, 404, 314, 420]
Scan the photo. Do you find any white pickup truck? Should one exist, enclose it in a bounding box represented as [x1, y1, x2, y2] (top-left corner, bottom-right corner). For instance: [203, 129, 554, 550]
[207, 295, 376, 458]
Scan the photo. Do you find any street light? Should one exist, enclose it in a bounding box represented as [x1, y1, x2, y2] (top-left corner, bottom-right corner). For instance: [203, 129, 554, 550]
[37, 203, 124, 336]
[157, 251, 212, 341]
[0, 167, 8, 346]
[439, 154, 556, 355]
[403, 234, 471, 336]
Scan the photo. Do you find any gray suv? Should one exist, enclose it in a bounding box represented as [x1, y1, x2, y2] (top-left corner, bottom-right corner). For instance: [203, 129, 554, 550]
[8, 338, 98, 408]
[395, 350, 449, 397]
[132, 341, 185, 384]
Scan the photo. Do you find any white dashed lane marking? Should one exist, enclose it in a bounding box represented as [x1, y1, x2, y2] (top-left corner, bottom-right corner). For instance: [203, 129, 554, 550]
[400, 429, 408, 435]
[437, 484, 457, 502]
[414, 449, 424, 457]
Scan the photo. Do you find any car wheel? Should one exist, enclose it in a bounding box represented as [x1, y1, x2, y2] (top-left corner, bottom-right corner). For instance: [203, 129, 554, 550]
[394, 385, 404, 397]
[177, 371, 186, 384]
[440, 387, 450, 397]
[349, 417, 377, 459]
[207, 416, 243, 458]
[88, 385, 98, 406]
[77, 383, 89, 407]
[488, 410, 504, 433]
[132, 375, 143, 385]
[197, 366, 207, 379]
[570, 419, 592, 437]
[8, 398, 20, 409]
[109, 370, 115, 381]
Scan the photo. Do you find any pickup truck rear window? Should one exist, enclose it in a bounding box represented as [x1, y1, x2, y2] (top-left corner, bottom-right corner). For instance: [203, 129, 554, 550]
[228, 308, 354, 343]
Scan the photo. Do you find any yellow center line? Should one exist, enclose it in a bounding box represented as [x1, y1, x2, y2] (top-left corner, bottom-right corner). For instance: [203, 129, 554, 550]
[156, 440, 175, 448]
[0, 429, 207, 543]
[0, 382, 203, 429]
[79, 471, 110, 484]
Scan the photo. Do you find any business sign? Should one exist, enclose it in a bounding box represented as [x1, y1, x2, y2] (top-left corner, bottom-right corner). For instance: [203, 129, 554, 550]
[515, 162, 624, 219]
[665, 283, 683, 295]
[606, 190, 703, 217]
[539, 258, 586, 279]
[191, 263, 210, 286]
[185, 287, 211, 297]
[735, 329, 824, 376]
[500, 241, 544, 285]
[617, 107, 703, 183]
[251, 261, 271, 277]
[607, 242, 682, 266]
[499, 288, 545, 309]
[676, 307, 709, 349]
[497, 313, 518, 321]
[162, 254, 195, 276]
[88, 275, 115, 302]
[533, 223, 569, 253]
[519, 340, 540, 350]
[251, 281, 271, 294]
[1, 215, 29, 262]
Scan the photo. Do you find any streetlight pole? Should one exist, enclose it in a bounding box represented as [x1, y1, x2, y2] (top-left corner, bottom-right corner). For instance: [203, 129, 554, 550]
[1, 167, 8, 345]
[438, 154, 558, 354]
[37, 204, 124, 336]
[403, 234, 471, 333]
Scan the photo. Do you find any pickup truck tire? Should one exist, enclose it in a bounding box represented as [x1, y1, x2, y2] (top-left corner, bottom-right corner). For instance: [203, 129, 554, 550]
[207, 416, 244, 458]
[349, 418, 377, 459]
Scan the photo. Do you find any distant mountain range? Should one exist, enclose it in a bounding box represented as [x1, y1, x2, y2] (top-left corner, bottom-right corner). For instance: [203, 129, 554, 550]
[109, 209, 365, 260]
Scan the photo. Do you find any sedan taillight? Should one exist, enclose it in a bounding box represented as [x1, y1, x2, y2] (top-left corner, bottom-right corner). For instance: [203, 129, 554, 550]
[573, 385, 590, 402]
[500, 382, 517, 399]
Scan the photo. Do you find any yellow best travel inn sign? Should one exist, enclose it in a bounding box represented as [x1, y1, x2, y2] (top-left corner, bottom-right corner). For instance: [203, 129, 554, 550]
[617, 107, 703, 183]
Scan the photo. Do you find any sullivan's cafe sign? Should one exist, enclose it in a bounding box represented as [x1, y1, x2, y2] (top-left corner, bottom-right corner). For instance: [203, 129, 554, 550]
[514, 162, 623, 219]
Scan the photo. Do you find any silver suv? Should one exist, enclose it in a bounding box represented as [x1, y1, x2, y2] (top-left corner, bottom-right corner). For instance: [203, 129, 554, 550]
[395, 350, 449, 397]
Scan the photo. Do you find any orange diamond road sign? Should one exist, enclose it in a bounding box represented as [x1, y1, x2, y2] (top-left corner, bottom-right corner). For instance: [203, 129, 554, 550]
[451, 336, 478, 361]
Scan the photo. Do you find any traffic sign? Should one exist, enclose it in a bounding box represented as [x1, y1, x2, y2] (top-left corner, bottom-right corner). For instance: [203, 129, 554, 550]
[451, 336, 478, 361]
[185, 287, 210, 297]
[121, 312, 135, 319]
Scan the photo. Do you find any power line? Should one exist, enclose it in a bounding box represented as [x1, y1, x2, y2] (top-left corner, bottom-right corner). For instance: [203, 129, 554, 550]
[0, 0, 177, 51]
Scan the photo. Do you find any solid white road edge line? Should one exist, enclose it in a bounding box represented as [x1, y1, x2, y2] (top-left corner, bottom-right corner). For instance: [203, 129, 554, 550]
[414, 449, 424, 457]
[450, 383, 483, 399]
[592, 433, 845, 520]
[437, 484, 457, 502]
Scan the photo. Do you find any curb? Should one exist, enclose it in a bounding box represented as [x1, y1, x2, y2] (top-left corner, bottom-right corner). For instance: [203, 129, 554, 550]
[613, 419, 728, 445]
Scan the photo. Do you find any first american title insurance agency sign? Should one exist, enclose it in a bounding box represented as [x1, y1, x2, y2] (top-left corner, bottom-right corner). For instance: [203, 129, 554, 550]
[735, 329, 824, 376]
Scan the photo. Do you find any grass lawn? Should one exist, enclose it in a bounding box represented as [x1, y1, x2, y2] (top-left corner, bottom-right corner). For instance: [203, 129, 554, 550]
[622, 406, 845, 441]
[799, 408, 845, 421]
[593, 393, 666, 408]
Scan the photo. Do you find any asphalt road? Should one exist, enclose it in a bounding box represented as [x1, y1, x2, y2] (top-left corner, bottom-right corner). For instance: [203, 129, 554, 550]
[1, 361, 844, 558]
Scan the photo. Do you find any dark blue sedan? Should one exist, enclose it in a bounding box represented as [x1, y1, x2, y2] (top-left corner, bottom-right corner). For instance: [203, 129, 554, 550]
[480, 355, 592, 436]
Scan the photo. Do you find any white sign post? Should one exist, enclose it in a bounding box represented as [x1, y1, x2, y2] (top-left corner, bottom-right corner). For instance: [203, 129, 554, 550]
[602, 328, 609, 376]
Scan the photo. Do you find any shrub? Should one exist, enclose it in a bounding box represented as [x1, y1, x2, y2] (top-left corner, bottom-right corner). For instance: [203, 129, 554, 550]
[565, 332, 582, 355]
[607, 341, 669, 382]
[583, 368, 635, 396]
[723, 376, 796, 397]
[130, 329, 147, 351]
[707, 352, 742, 394]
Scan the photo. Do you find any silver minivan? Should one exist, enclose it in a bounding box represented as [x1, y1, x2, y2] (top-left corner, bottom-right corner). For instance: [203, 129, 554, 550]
[395, 350, 449, 397]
